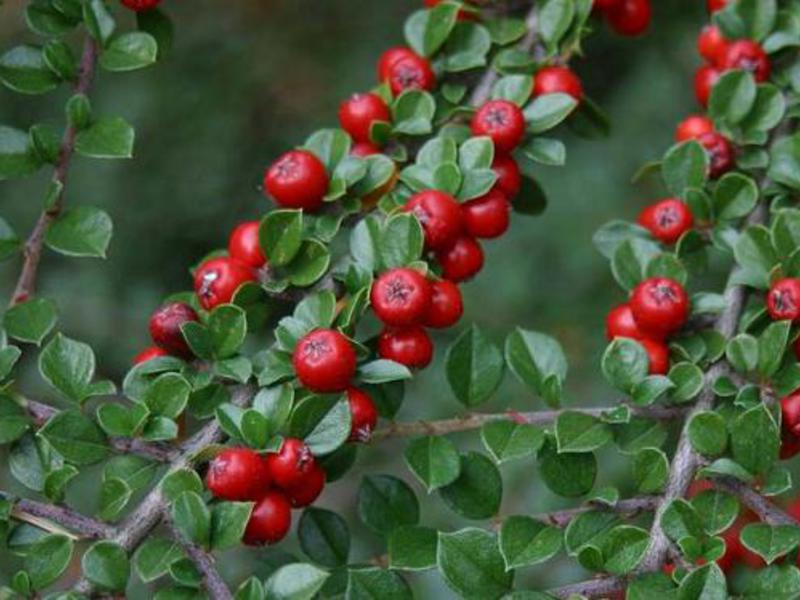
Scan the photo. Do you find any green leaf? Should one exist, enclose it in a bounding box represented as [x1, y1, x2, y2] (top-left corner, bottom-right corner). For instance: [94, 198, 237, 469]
[492, 75, 533, 106]
[441, 21, 492, 73]
[714, 173, 758, 220]
[730, 404, 779, 476]
[688, 411, 728, 457]
[299, 507, 350, 568]
[210, 502, 252, 550]
[538, 438, 596, 497]
[143, 372, 190, 419]
[523, 93, 578, 134]
[346, 567, 412, 599]
[0, 217, 21, 259]
[709, 70, 757, 125]
[662, 141, 708, 197]
[4, 297, 57, 345]
[691, 489, 739, 535]
[715, 0, 777, 41]
[75, 116, 134, 159]
[100, 32, 157, 71]
[171, 491, 211, 547]
[564, 510, 620, 555]
[677, 563, 727, 600]
[437, 528, 513, 599]
[769, 134, 800, 191]
[389, 525, 438, 570]
[740, 523, 800, 564]
[39, 409, 109, 465]
[290, 395, 351, 455]
[45, 206, 112, 258]
[445, 325, 504, 407]
[380, 213, 423, 269]
[742, 564, 800, 597]
[539, 0, 575, 49]
[98, 477, 132, 521]
[81, 541, 129, 592]
[0, 395, 30, 443]
[602, 338, 649, 393]
[287, 240, 330, 287]
[521, 137, 566, 166]
[668, 362, 705, 402]
[0, 126, 41, 180]
[404, 4, 459, 57]
[504, 328, 567, 407]
[26, 1, 78, 36]
[439, 452, 502, 520]
[555, 411, 613, 453]
[161, 468, 203, 503]
[632, 447, 669, 493]
[357, 475, 419, 536]
[260, 210, 303, 267]
[601, 526, 649, 575]
[43, 464, 78, 503]
[758, 320, 790, 378]
[661, 499, 705, 543]
[392, 90, 436, 136]
[404, 436, 461, 492]
[0, 346, 22, 381]
[133, 537, 182, 583]
[0, 45, 60, 95]
[480, 420, 544, 463]
[264, 563, 329, 600]
[358, 359, 412, 384]
[25, 534, 72, 590]
[499, 515, 562, 570]
[726, 333, 759, 373]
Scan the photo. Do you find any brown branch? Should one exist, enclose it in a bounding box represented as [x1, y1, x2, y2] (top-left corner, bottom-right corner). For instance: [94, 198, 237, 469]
[531, 495, 660, 529]
[10, 38, 99, 307]
[548, 575, 626, 599]
[1, 493, 113, 540]
[164, 518, 233, 600]
[713, 477, 800, 527]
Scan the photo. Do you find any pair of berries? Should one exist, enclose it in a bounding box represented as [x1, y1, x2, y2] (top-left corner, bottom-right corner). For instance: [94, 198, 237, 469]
[593, 0, 651, 37]
[694, 34, 770, 107]
[674, 114, 735, 179]
[638, 198, 694, 245]
[606, 277, 690, 375]
[377, 47, 436, 96]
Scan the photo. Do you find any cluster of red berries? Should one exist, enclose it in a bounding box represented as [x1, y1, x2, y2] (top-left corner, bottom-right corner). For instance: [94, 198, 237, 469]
[606, 277, 690, 375]
[592, 0, 651, 37]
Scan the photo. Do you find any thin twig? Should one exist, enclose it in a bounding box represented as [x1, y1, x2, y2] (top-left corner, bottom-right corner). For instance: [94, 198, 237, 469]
[713, 477, 800, 527]
[165, 518, 234, 600]
[1, 493, 114, 540]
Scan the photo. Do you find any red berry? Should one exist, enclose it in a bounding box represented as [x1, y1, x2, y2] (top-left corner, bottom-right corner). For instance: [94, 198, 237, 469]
[133, 346, 169, 365]
[423, 280, 463, 329]
[630, 277, 689, 338]
[285, 465, 326, 508]
[436, 235, 484, 282]
[120, 0, 159, 10]
[782, 391, 800, 438]
[687, 479, 714, 498]
[718, 514, 765, 571]
[403, 190, 463, 250]
[351, 141, 381, 157]
[264, 150, 329, 212]
[675, 115, 714, 142]
[492, 154, 521, 199]
[707, 0, 727, 12]
[461, 190, 511, 239]
[605, 0, 651, 36]
[386, 53, 436, 96]
[471, 100, 526, 152]
[377, 47, 417, 81]
[767, 278, 800, 322]
[698, 132, 734, 179]
[371, 268, 432, 327]
[533, 66, 583, 101]
[605, 303, 646, 340]
[694, 65, 721, 107]
[697, 25, 729, 66]
[640, 338, 669, 375]
[243, 491, 292, 546]
[593, 0, 622, 10]
[293, 328, 357, 393]
[228, 221, 267, 269]
[722, 40, 771, 83]
[347, 387, 379, 442]
[794, 336, 800, 361]
[149, 302, 199, 358]
[206, 448, 271, 501]
[266, 438, 317, 489]
[339, 93, 391, 144]
[637, 198, 694, 244]
[194, 257, 256, 310]
[377, 326, 434, 369]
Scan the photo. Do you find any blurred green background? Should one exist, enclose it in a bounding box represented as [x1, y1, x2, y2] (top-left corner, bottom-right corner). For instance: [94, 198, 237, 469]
[0, 0, 714, 596]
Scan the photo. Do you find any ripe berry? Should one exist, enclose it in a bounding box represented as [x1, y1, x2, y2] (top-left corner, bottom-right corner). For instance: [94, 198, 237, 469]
[194, 257, 256, 310]
[264, 150, 329, 212]
[351, 141, 381, 157]
[347, 387, 379, 442]
[371, 268, 432, 327]
[149, 302, 199, 358]
[640, 338, 669, 375]
[675, 115, 714, 142]
[285, 465, 326, 508]
[403, 190, 463, 250]
[605, 0, 651, 36]
[630, 277, 689, 338]
[698, 132, 734, 179]
[266, 438, 317, 489]
[436, 235, 484, 282]
[461, 190, 511, 239]
[386, 53, 436, 96]
[767, 278, 800, 322]
[378, 326, 434, 369]
[293, 328, 357, 393]
[707, 0, 727, 12]
[423, 280, 463, 329]
[471, 100, 526, 152]
[637, 198, 694, 244]
[120, 0, 160, 10]
[228, 221, 267, 268]
[694, 65, 720, 107]
[243, 491, 292, 546]
[782, 391, 800, 438]
[206, 448, 271, 501]
[377, 47, 417, 81]
[492, 154, 521, 199]
[697, 25, 729, 66]
[605, 303, 645, 340]
[722, 40, 771, 83]
[133, 346, 169, 365]
[339, 93, 391, 144]
[533, 66, 583, 101]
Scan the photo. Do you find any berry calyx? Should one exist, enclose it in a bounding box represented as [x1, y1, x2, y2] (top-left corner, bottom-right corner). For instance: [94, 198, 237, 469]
[266, 438, 317, 489]
[630, 277, 690, 338]
[293, 328, 357, 393]
[605, 303, 645, 340]
[377, 326, 434, 369]
[694, 65, 720, 107]
[228, 221, 267, 269]
[471, 99, 526, 152]
[675, 115, 714, 142]
[698, 131, 734, 179]
[371, 268, 432, 327]
[436, 235, 484, 282]
[782, 391, 800, 438]
[640, 338, 669, 375]
[351, 141, 381, 157]
[347, 387, 379, 442]
[206, 448, 271, 501]
[243, 491, 292, 546]
[385, 52, 436, 96]
[491, 154, 521, 199]
[194, 257, 256, 310]
[133, 346, 169, 365]
[461, 190, 511, 239]
[264, 149, 329, 212]
[697, 25, 729, 66]
[533, 66, 583, 101]
[722, 40, 771, 83]
[423, 280, 463, 329]
[149, 302, 199, 358]
[605, 0, 652, 37]
[338, 93, 391, 143]
[767, 278, 800, 322]
[120, 0, 160, 10]
[285, 465, 326, 508]
[637, 198, 694, 244]
[403, 190, 463, 250]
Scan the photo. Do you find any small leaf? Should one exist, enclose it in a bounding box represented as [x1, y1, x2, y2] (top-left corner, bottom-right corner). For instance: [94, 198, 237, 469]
[75, 116, 134, 159]
[404, 436, 461, 492]
[445, 325, 504, 407]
